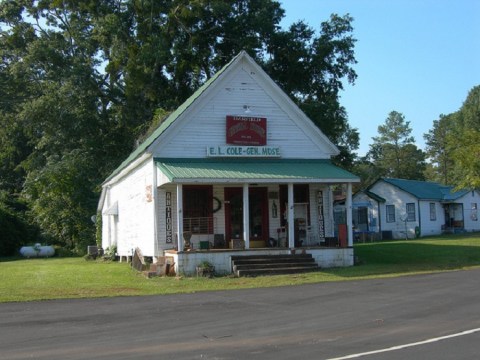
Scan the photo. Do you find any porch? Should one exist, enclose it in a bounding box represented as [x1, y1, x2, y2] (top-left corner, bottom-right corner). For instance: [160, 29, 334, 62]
[166, 246, 354, 276]
[155, 158, 358, 275]
[442, 203, 466, 234]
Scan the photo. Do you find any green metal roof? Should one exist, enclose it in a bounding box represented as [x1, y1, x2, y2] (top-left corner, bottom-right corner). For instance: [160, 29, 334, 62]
[156, 158, 359, 183]
[379, 178, 469, 201]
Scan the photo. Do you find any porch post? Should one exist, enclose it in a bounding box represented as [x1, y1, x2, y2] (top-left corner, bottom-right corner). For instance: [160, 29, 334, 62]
[243, 183, 250, 249]
[288, 183, 295, 248]
[346, 182, 353, 247]
[176, 184, 184, 251]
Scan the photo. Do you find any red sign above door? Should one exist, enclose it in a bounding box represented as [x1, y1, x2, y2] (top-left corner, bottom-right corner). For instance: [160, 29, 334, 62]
[226, 115, 267, 146]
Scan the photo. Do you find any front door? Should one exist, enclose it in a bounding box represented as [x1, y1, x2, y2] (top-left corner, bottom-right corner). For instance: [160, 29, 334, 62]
[225, 187, 269, 246]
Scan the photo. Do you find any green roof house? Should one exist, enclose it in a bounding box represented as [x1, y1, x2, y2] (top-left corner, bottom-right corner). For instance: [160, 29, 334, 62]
[352, 178, 480, 240]
[98, 51, 360, 275]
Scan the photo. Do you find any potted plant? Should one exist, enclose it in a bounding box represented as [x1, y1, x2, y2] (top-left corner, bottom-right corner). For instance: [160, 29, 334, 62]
[196, 261, 215, 278]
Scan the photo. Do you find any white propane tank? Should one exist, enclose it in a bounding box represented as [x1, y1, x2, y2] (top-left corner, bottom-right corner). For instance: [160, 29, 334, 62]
[20, 244, 55, 258]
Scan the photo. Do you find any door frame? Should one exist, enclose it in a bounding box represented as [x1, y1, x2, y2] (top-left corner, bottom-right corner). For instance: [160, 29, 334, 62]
[224, 187, 269, 243]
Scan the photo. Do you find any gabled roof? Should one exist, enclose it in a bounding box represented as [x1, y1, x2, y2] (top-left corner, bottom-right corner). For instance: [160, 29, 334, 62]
[104, 50, 340, 184]
[359, 190, 386, 203]
[374, 178, 470, 201]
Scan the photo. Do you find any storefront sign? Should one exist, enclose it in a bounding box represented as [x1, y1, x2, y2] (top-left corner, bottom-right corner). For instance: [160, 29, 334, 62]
[207, 146, 281, 157]
[226, 115, 267, 145]
[165, 192, 172, 244]
[317, 191, 325, 240]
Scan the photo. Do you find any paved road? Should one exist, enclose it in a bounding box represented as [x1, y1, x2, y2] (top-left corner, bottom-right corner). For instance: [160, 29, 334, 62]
[1, 269, 480, 360]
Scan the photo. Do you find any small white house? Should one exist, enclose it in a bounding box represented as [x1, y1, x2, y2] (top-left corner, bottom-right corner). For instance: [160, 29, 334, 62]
[352, 178, 480, 240]
[98, 51, 360, 274]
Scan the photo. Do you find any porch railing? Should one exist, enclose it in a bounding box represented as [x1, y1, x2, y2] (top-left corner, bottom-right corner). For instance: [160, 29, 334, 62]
[183, 217, 214, 234]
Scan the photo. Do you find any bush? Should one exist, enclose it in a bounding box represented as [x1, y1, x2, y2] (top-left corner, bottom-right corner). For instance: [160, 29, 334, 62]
[53, 245, 76, 257]
[103, 245, 117, 261]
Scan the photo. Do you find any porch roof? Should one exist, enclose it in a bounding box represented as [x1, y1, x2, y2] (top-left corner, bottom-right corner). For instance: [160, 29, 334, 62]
[156, 158, 360, 184]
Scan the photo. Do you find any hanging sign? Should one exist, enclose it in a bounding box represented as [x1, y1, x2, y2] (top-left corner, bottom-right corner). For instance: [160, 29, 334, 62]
[165, 192, 173, 244]
[317, 191, 325, 240]
[226, 115, 267, 146]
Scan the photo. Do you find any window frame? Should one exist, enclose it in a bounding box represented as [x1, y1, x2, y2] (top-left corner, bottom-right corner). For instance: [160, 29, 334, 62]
[386, 205, 395, 223]
[406, 203, 416, 222]
[429, 202, 436, 221]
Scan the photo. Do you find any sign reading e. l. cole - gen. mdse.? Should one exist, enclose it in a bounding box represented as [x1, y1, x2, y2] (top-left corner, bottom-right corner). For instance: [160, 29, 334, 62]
[207, 146, 281, 157]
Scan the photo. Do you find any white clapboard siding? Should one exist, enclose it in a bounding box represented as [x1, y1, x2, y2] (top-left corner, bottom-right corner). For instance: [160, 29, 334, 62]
[154, 63, 333, 159]
[370, 181, 419, 239]
[102, 159, 155, 256]
[458, 191, 480, 232]
[418, 200, 444, 236]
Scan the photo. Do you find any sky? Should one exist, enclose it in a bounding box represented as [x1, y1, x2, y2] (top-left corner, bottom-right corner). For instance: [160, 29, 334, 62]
[279, 0, 480, 156]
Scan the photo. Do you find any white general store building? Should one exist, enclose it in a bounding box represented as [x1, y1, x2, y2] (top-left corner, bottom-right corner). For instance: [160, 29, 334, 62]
[98, 51, 359, 275]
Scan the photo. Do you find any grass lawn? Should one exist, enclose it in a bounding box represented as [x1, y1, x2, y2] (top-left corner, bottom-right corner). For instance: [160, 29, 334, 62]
[1, 232, 479, 303]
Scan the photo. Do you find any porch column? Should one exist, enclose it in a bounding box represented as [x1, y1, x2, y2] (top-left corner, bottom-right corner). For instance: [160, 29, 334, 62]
[346, 182, 353, 247]
[176, 184, 184, 251]
[288, 183, 295, 248]
[243, 183, 250, 249]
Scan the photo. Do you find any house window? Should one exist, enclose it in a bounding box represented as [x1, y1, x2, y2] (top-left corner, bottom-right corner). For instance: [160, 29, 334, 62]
[472, 203, 478, 221]
[430, 203, 436, 221]
[386, 205, 395, 223]
[406, 203, 416, 222]
[183, 185, 213, 234]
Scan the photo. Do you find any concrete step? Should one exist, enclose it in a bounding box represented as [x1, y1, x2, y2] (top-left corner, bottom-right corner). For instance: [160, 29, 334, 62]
[231, 254, 313, 261]
[236, 266, 319, 277]
[233, 262, 317, 271]
[231, 254, 319, 277]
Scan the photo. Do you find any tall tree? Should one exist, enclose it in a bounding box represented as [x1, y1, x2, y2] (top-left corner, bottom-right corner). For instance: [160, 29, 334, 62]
[449, 85, 480, 189]
[423, 85, 480, 189]
[368, 111, 426, 180]
[0, 0, 359, 252]
[265, 14, 359, 168]
[423, 114, 455, 185]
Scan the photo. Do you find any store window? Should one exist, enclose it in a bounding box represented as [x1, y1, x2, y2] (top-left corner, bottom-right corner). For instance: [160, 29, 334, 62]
[183, 185, 213, 234]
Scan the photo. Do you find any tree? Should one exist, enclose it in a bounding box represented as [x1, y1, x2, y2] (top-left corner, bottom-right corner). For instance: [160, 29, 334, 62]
[449, 86, 480, 189]
[0, 190, 38, 256]
[368, 111, 426, 180]
[264, 14, 359, 168]
[423, 114, 455, 185]
[423, 85, 480, 189]
[0, 0, 359, 252]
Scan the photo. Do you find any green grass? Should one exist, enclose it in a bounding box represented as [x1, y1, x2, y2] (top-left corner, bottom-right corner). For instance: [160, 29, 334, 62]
[1, 232, 480, 303]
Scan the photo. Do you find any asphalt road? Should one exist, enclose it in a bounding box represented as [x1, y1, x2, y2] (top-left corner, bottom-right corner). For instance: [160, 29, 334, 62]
[1, 269, 480, 360]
